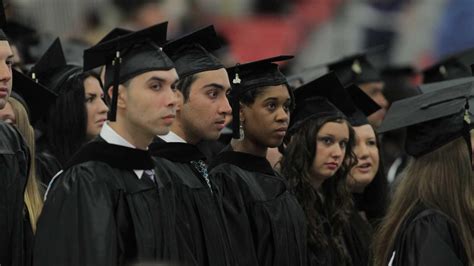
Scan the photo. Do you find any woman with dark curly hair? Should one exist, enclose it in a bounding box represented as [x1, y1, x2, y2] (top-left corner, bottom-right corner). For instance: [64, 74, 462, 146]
[279, 73, 358, 266]
[29, 38, 108, 186]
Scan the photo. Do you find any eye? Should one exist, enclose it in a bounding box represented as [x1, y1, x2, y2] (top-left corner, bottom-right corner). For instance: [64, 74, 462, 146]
[367, 139, 377, 146]
[150, 82, 162, 91]
[318, 136, 333, 145]
[339, 140, 348, 149]
[6, 59, 13, 68]
[85, 95, 97, 103]
[208, 89, 218, 99]
[283, 102, 291, 112]
[225, 89, 231, 96]
[171, 83, 178, 92]
[266, 102, 277, 111]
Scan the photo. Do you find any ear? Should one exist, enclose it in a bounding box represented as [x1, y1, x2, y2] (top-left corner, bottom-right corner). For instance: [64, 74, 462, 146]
[108, 85, 127, 109]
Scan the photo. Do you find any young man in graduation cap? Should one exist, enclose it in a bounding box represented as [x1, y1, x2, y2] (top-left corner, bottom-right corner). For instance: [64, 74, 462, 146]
[328, 51, 389, 128]
[33, 22, 195, 266]
[0, 1, 34, 265]
[148, 25, 236, 266]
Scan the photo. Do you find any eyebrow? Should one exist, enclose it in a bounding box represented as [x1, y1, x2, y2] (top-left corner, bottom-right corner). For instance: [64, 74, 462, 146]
[203, 83, 227, 90]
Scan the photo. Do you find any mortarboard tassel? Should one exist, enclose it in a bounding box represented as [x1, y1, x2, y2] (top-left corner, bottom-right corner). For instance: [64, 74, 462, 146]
[108, 50, 122, 121]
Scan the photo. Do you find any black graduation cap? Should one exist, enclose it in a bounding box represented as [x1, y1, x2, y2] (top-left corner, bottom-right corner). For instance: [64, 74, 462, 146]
[163, 25, 224, 79]
[97, 27, 132, 45]
[83, 21, 174, 121]
[290, 72, 377, 132]
[378, 80, 472, 157]
[381, 65, 421, 103]
[227, 55, 293, 139]
[29, 38, 82, 95]
[422, 47, 474, 84]
[12, 68, 58, 124]
[0, 0, 8, 41]
[419, 76, 474, 121]
[327, 50, 382, 87]
[345, 84, 381, 126]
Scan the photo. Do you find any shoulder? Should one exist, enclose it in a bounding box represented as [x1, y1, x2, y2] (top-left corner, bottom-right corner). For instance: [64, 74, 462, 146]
[0, 121, 26, 152]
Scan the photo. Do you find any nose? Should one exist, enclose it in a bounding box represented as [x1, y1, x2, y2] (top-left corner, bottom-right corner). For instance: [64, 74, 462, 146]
[218, 95, 232, 116]
[166, 86, 178, 108]
[355, 142, 369, 159]
[331, 143, 346, 160]
[275, 106, 289, 123]
[0, 62, 12, 84]
[98, 97, 109, 114]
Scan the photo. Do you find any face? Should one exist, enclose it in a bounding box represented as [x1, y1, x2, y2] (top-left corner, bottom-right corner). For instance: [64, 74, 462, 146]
[0, 41, 13, 110]
[178, 68, 232, 143]
[117, 69, 178, 138]
[311, 121, 350, 184]
[84, 76, 109, 139]
[0, 101, 15, 124]
[359, 81, 388, 128]
[348, 124, 380, 192]
[241, 85, 291, 148]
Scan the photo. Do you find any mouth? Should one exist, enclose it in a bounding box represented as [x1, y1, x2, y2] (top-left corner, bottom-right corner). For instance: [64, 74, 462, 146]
[163, 114, 176, 119]
[0, 87, 8, 97]
[274, 127, 288, 137]
[96, 118, 107, 124]
[325, 162, 339, 170]
[215, 120, 226, 130]
[356, 162, 372, 173]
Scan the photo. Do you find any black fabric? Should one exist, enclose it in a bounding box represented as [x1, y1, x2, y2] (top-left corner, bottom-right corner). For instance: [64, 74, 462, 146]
[35, 147, 62, 189]
[389, 204, 468, 266]
[149, 138, 235, 266]
[209, 147, 307, 266]
[34, 137, 196, 266]
[342, 209, 373, 266]
[327, 53, 382, 86]
[0, 121, 31, 266]
[164, 25, 224, 79]
[29, 38, 82, 94]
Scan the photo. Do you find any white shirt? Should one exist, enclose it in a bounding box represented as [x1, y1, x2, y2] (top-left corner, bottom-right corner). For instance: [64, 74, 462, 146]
[100, 122, 144, 178]
[158, 131, 187, 143]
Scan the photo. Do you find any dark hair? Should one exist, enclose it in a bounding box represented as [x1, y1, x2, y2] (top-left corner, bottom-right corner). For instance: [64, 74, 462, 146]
[38, 71, 100, 166]
[356, 130, 388, 227]
[279, 114, 357, 265]
[175, 74, 198, 102]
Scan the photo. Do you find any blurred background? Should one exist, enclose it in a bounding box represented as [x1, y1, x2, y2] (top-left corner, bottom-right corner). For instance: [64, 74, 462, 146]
[6, 0, 474, 76]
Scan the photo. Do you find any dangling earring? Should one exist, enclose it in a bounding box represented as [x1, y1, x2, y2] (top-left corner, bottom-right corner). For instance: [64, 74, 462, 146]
[239, 120, 245, 141]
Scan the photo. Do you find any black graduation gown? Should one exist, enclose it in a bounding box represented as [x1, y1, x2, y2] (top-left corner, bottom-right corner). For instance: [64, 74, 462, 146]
[343, 210, 373, 266]
[209, 149, 307, 266]
[0, 121, 32, 266]
[149, 139, 234, 266]
[389, 204, 469, 266]
[33, 137, 196, 266]
[35, 148, 61, 189]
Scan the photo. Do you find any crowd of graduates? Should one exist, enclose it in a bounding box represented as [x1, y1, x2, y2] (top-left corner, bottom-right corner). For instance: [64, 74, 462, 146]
[1, 1, 473, 265]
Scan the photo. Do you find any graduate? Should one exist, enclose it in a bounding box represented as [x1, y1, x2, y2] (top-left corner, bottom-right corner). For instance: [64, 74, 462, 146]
[328, 51, 388, 128]
[149, 26, 237, 266]
[209, 56, 307, 266]
[0, 2, 34, 264]
[33, 22, 195, 266]
[30, 38, 108, 186]
[280, 73, 355, 265]
[373, 80, 474, 266]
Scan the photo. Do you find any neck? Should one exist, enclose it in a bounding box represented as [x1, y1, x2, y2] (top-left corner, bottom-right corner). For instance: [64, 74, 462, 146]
[231, 137, 267, 157]
[171, 118, 199, 145]
[108, 120, 152, 150]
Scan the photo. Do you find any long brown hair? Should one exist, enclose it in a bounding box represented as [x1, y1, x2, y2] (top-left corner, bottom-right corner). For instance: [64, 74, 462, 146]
[280, 115, 357, 265]
[9, 97, 44, 232]
[373, 137, 474, 265]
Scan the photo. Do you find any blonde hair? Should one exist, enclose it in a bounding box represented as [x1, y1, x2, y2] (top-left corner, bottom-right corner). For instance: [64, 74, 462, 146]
[9, 97, 43, 232]
[373, 137, 474, 265]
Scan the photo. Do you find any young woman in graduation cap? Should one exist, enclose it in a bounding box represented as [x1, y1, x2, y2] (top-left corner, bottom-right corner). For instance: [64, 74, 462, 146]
[208, 55, 307, 266]
[29, 38, 109, 186]
[279, 73, 358, 266]
[373, 81, 474, 266]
